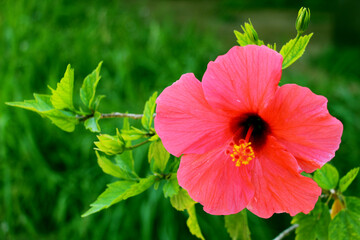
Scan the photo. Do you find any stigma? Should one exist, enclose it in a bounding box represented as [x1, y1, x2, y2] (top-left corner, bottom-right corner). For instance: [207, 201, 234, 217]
[226, 140, 255, 166]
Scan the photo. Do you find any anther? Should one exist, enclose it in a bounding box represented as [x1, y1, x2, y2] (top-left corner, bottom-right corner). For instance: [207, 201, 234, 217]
[225, 125, 256, 167]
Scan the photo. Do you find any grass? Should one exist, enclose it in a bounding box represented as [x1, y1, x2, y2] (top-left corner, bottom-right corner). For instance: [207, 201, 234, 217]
[1, 0, 359, 239]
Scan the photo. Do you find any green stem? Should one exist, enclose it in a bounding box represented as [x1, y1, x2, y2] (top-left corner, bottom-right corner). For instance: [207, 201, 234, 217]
[273, 224, 299, 240]
[154, 172, 175, 180]
[77, 112, 156, 121]
[127, 139, 151, 150]
[101, 112, 144, 119]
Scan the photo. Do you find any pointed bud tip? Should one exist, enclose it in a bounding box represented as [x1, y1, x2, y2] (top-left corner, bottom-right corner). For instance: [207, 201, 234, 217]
[296, 7, 311, 33]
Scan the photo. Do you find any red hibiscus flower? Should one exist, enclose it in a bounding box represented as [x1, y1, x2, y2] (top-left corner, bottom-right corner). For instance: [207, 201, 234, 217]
[154, 45, 343, 218]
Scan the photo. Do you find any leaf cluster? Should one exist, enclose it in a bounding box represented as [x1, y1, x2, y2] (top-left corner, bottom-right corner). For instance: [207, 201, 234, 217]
[234, 10, 312, 69]
[6, 62, 104, 132]
[292, 164, 360, 240]
[6, 6, 359, 240]
[83, 92, 205, 239]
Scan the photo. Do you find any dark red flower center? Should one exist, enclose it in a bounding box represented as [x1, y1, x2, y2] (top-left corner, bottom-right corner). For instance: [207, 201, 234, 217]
[226, 114, 269, 167]
[230, 114, 269, 149]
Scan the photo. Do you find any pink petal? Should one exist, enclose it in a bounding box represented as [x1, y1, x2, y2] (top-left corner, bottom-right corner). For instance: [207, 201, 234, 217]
[155, 73, 233, 157]
[247, 135, 321, 218]
[202, 45, 283, 113]
[177, 146, 255, 215]
[260, 84, 343, 173]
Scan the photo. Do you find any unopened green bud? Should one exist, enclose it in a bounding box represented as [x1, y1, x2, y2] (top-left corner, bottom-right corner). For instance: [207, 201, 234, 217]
[94, 134, 125, 155]
[241, 20, 259, 44]
[296, 7, 311, 34]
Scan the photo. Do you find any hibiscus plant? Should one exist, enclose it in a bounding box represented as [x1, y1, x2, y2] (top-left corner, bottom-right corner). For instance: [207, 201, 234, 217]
[6, 7, 360, 240]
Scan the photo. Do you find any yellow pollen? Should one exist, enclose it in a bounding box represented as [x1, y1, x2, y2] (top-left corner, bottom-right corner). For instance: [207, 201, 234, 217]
[228, 140, 255, 167]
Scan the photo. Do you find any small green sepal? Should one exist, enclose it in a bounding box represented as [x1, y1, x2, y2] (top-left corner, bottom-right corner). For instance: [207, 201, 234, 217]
[94, 132, 125, 155]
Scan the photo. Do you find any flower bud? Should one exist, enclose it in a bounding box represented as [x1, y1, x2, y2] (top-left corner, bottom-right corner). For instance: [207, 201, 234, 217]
[94, 134, 125, 155]
[296, 7, 311, 34]
[243, 21, 259, 43]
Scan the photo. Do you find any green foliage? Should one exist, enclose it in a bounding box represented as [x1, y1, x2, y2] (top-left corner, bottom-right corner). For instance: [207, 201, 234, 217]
[234, 20, 277, 50]
[293, 166, 360, 240]
[292, 201, 331, 240]
[121, 127, 150, 141]
[148, 140, 170, 173]
[96, 152, 138, 180]
[314, 164, 339, 190]
[82, 175, 156, 217]
[339, 168, 359, 193]
[3, 2, 360, 239]
[280, 33, 313, 69]
[84, 111, 101, 132]
[233, 6, 312, 69]
[49, 64, 75, 111]
[296, 7, 311, 34]
[94, 132, 125, 155]
[329, 197, 360, 240]
[6, 62, 106, 133]
[224, 210, 251, 240]
[141, 92, 158, 131]
[93, 95, 106, 112]
[187, 205, 205, 240]
[234, 20, 264, 46]
[1, 1, 227, 239]
[163, 176, 180, 198]
[6, 94, 78, 132]
[114, 153, 138, 178]
[80, 61, 103, 111]
[170, 188, 196, 211]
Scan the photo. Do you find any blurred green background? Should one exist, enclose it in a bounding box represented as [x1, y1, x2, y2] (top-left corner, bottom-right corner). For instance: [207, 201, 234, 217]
[1, 0, 359, 239]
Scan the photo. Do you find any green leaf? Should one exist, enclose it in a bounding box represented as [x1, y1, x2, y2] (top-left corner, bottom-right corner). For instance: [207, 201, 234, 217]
[93, 95, 106, 111]
[80, 61, 103, 110]
[45, 109, 78, 132]
[186, 205, 205, 240]
[148, 134, 159, 142]
[225, 210, 251, 240]
[6, 94, 77, 132]
[313, 164, 339, 190]
[82, 175, 156, 217]
[169, 157, 181, 173]
[81, 180, 134, 217]
[163, 176, 180, 198]
[49, 64, 75, 111]
[170, 188, 196, 211]
[121, 128, 147, 141]
[292, 201, 331, 240]
[234, 20, 264, 47]
[339, 167, 359, 193]
[148, 140, 170, 173]
[280, 33, 313, 69]
[141, 92, 157, 130]
[7, 94, 53, 112]
[115, 118, 137, 178]
[329, 197, 360, 240]
[96, 152, 137, 180]
[114, 154, 138, 179]
[84, 111, 101, 132]
[301, 172, 312, 178]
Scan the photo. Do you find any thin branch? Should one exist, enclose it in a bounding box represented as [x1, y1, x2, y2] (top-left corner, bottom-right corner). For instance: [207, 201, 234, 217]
[101, 112, 144, 119]
[77, 112, 157, 121]
[273, 224, 299, 240]
[127, 139, 151, 150]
